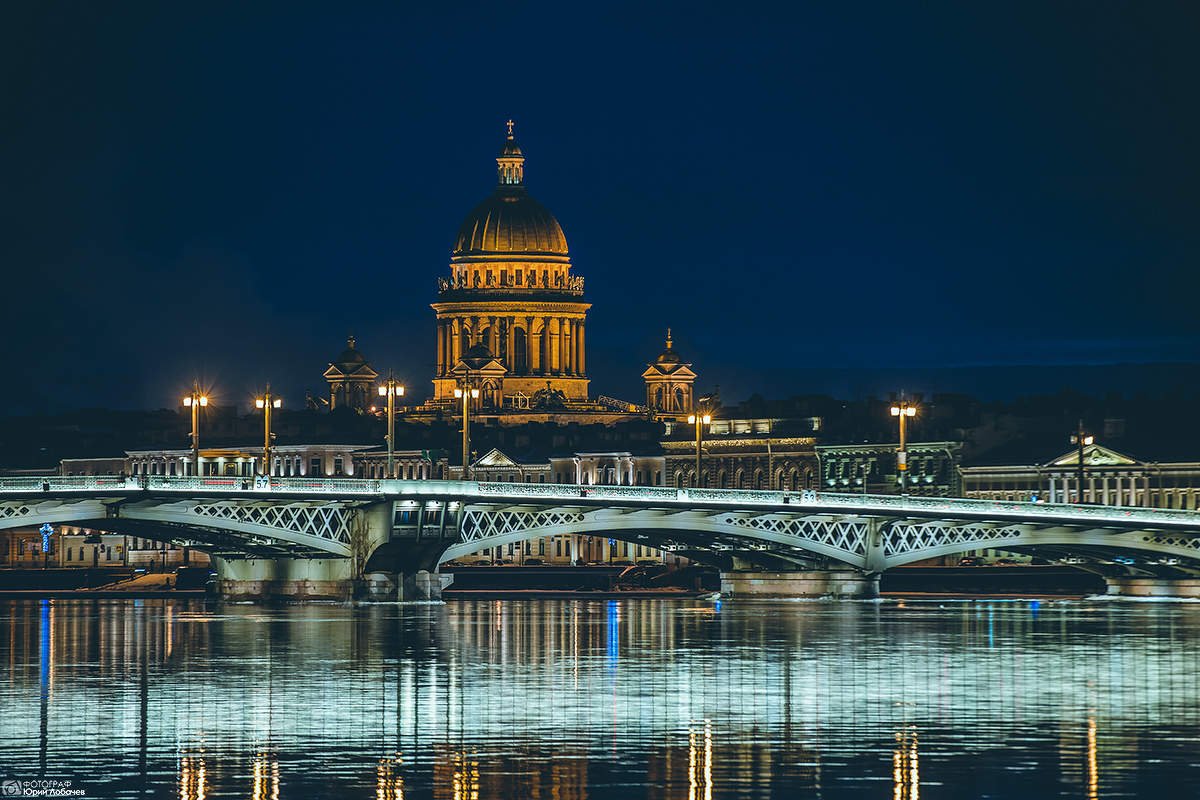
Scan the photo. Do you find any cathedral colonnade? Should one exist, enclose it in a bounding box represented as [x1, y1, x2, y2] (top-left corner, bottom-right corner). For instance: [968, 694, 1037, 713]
[435, 313, 586, 377]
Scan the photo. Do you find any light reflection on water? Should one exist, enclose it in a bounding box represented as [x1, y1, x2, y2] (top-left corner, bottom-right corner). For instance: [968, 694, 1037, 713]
[0, 598, 1198, 798]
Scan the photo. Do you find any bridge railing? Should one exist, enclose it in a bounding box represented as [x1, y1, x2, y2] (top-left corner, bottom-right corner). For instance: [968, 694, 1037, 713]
[3, 474, 1197, 529]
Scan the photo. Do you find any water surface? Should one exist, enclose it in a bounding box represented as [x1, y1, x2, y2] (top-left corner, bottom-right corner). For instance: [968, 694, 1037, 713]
[1, 598, 1198, 798]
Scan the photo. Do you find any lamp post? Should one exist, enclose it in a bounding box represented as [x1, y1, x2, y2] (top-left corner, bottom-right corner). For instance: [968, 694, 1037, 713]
[1070, 420, 1094, 504]
[686, 412, 711, 487]
[254, 385, 282, 477]
[377, 374, 406, 478]
[181, 384, 209, 477]
[890, 398, 918, 495]
[454, 384, 480, 480]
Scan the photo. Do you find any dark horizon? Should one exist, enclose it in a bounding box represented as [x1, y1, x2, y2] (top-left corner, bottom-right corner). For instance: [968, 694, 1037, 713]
[4, 3, 1198, 414]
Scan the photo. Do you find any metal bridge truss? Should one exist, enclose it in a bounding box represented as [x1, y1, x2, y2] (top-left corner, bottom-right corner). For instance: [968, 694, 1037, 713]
[446, 504, 1200, 573]
[0, 497, 359, 558]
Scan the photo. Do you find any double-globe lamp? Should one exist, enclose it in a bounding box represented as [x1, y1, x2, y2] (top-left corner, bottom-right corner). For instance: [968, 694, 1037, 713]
[255, 385, 282, 477]
[454, 386, 480, 480]
[687, 412, 711, 487]
[181, 385, 209, 477]
[379, 375, 406, 478]
[890, 400, 918, 495]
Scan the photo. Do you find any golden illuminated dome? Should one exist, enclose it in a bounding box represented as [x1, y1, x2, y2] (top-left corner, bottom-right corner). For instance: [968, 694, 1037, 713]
[451, 122, 569, 257]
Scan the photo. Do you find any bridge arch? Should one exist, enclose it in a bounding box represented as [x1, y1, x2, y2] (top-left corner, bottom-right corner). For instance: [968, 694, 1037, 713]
[440, 508, 872, 568]
[0, 497, 355, 557]
[881, 522, 1200, 570]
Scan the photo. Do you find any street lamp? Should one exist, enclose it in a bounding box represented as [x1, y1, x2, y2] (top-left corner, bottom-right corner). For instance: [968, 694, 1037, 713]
[890, 398, 918, 495]
[181, 384, 209, 477]
[686, 412, 712, 487]
[1070, 420, 1094, 504]
[378, 374, 406, 478]
[254, 385, 282, 477]
[454, 385, 480, 480]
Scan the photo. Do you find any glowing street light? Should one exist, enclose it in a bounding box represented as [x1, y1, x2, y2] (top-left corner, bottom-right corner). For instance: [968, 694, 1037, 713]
[890, 398, 918, 495]
[454, 385, 480, 480]
[254, 385, 282, 477]
[1070, 420, 1095, 503]
[378, 373, 406, 478]
[686, 412, 712, 487]
[182, 384, 209, 477]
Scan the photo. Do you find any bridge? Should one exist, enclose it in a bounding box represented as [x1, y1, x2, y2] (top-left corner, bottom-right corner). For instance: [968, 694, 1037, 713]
[2, 475, 1198, 598]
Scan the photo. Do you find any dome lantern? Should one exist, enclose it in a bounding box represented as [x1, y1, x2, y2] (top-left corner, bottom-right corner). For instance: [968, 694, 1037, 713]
[497, 119, 525, 186]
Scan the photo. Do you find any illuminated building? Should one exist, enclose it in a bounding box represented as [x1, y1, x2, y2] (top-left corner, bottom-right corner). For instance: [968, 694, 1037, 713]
[662, 416, 821, 490]
[642, 330, 697, 414]
[429, 122, 594, 412]
[324, 335, 379, 411]
[817, 441, 963, 496]
[962, 441, 1200, 508]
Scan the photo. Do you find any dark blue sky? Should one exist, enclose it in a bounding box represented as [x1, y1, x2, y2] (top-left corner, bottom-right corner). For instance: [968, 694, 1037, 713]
[3, 2, 1197, 413]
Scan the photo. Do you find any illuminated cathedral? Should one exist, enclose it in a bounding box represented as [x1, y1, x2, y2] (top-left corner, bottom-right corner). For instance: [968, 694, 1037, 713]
[324, 122, 698, 422]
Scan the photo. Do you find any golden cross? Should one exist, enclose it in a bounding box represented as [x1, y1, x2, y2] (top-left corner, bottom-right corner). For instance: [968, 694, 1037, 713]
[506, 119, 515, 137]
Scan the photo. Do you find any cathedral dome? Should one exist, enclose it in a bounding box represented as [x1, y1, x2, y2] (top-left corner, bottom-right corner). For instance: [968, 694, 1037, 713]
[655, 330, 682, 365]
[451, 122, 569, 258]
[334, 336, 367, 367]
[452, 190, 568, 256]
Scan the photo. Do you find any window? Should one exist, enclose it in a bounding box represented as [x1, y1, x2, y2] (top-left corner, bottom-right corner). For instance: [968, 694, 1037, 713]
[538, 540, 545, 555]
[310, 457, 322, 477]
[333, 457, 344, 476]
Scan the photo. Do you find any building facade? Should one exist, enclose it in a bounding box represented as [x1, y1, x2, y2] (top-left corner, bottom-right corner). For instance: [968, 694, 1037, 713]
[817, 441, 964, 497]
[962, 442, 1200, 509]
[662, 417, 821, 490]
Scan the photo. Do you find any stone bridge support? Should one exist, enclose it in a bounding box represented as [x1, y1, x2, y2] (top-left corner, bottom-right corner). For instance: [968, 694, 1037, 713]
[1104, 577, 1200, 598]
[215, 556, 356, 601]
[720, 570, 879, 598]
[212, 500, 456, 602]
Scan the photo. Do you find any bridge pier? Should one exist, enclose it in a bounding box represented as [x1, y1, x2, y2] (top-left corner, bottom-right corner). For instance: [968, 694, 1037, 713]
[720, 570, 879, 599]
[214, 556, 355, 602]
[1104, 577, 1200, 599]
[360, 570, 453, 601]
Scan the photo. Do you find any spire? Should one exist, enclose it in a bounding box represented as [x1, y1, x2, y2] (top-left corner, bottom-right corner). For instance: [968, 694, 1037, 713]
[497, 119, 525, 186]
[347, 334, 356, 350]
[665, 328, 673, 351]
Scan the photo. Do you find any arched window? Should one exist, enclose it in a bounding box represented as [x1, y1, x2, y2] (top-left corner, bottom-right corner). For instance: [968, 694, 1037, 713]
[513, 327, 528, 373]
[654, 387, 664, 409]
[674, 387, 685, 411]
[754, 470, 765, 490]
[675, 471, 685, 489]
[717, 470, 728, 489]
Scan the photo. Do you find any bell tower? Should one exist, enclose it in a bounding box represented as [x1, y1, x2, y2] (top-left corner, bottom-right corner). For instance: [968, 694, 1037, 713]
[642, 329, 697, 415]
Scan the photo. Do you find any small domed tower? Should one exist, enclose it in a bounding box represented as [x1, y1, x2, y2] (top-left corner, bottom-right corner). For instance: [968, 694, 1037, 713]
[642, 329, 697, 415]
[323, 335, 378, 411]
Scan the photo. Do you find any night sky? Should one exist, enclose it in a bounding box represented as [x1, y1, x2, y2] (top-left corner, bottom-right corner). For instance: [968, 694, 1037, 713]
[3, 3, 1198, 414]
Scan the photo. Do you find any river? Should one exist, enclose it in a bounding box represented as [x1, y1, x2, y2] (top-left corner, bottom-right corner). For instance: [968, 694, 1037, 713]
[0, 598, 1198, 798]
